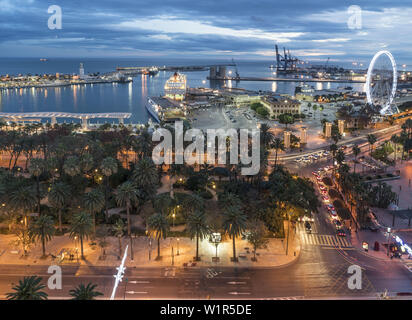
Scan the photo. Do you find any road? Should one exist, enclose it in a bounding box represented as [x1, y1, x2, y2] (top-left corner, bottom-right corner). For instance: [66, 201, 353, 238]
[0, 128, 411, 300]
[0, 160, 410, 300]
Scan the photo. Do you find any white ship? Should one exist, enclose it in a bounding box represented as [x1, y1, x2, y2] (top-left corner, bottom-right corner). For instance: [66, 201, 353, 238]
[145, 97, 161, 122]
[164, 72, 187, 101]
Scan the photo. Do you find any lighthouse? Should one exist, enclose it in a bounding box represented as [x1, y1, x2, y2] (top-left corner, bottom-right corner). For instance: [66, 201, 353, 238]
[79, 63, 85, 79]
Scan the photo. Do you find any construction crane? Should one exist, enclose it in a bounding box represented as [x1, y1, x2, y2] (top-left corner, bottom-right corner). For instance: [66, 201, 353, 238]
[275, 44, 300, 74]
[325, 57, 330, 71]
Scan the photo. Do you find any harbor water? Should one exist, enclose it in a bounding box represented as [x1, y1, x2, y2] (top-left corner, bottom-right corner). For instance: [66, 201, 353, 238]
[0, 58, 365, 124]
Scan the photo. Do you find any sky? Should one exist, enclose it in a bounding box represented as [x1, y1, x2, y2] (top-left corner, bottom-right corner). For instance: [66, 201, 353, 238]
[0, 0, 411, 65]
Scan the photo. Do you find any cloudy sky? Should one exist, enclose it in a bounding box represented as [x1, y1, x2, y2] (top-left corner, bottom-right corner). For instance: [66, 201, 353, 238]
[0, 0, 411, 65]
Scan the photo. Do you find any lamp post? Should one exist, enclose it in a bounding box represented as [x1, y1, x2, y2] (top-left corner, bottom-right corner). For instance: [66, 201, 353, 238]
[286, 211, 292, 256]
[387, 227, 392, 257]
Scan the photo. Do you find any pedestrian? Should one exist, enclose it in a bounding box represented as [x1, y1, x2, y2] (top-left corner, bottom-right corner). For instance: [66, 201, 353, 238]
[409, 179, 411, 187]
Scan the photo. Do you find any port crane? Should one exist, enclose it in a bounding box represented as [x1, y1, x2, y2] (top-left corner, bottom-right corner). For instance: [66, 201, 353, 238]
[275, 44, 300, 73]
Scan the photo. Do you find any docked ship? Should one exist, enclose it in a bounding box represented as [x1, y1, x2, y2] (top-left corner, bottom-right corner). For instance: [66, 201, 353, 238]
[145, 72, 187, 123]
[164, 72, 187, 101]
[145, 97, 161, 122]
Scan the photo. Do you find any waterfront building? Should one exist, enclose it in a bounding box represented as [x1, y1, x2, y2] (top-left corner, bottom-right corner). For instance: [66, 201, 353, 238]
[165, 72, 187, 101]
[261, 96, 301, 117]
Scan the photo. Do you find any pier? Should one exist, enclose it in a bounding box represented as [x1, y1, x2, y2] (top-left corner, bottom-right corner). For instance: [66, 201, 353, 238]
[207, 76, 366, 83]
[0, 112, 132, 129]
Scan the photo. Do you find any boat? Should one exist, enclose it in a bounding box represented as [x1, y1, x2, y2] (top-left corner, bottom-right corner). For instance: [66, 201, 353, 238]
[164, 72, 186, 101]
[145, 97, 161, 122]
[40, 58, 48, 62]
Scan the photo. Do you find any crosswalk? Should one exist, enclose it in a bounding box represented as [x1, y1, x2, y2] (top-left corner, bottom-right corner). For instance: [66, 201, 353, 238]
[300, 233, 352, 248]
[404, 262, 412, 273]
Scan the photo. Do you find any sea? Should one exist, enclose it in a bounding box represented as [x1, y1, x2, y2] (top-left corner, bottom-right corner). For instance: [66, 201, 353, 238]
[0, 58, 365, 124]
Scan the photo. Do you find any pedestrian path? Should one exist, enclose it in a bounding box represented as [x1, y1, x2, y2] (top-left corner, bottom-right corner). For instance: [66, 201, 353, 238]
[403, 261, 412, 273]
[300, 233, 352, 248]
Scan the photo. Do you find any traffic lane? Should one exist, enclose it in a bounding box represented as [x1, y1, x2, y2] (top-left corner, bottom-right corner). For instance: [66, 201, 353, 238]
[346, 250, 412, 293]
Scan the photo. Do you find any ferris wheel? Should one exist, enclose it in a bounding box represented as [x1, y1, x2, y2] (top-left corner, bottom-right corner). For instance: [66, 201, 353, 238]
[365, 50, 398, 115]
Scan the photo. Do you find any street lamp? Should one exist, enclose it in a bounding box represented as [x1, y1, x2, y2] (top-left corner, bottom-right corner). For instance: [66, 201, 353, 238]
[387, 227, 392, 257]
[286, 211, 293, 256]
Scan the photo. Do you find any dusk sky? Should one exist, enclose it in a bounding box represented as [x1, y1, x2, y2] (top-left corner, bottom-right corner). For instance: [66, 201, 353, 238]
[0, 0, 411, 65]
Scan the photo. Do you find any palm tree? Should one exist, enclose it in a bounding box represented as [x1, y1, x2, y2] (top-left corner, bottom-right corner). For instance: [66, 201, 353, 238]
[352, 145, 361, 173]
[9, 186, 37, 227]
[80, 153, 94, 174]
[6, 276, 48, 300]
[48, 182, 71, 232]
[367, 134, 377, 156]
[69, 283, 103, 300]
[100, 157, 118, 221]
[260, 123, 275, 150]
[69, 211, 93, 259]
[115, 181, 139, 261]
[272, 137, 285, 168]
[390, 134, 399, 161]
[29, 215, 55, 257]
[63, 156, 81, 177]
[223, 206, 247, 262]
[28, 158, 45, 214]
[186, 211, 210, 261]
[83, 188, 105, 234]
[132, 157, 158, 195]
[147, 212, 169, 260]
[112, 218, 125, 260]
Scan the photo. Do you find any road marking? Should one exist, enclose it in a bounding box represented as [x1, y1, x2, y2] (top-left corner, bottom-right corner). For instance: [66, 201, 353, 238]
[228, 292, 251, 295]
[300, 234, 353, 248]
[128, 280, 150, 284]
[227, 281, 247, 285]
[125, 291, 148, 294]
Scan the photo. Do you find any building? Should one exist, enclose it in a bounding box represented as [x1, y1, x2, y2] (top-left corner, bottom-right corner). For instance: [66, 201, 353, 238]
[261, 96, 301, 117]
[295, 88, 346, 103]
[165, 72, 187, 101]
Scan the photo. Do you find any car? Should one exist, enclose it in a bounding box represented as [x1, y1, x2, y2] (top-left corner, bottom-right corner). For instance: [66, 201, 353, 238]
[336, 229, 346, 237]
[322, 195, 330, 203]
[312, 171, 319, 177]
[319, 185, 327, 192]
[326, 204, 335, 211]
[304, 221, 312, 232]
[317, 176, 323, 182]
[333, 220, 342, 229]
[321, 190, 328, 196]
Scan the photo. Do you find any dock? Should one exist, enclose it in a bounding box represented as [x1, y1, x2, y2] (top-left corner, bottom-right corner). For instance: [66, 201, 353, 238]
[207, 76, 366, 83]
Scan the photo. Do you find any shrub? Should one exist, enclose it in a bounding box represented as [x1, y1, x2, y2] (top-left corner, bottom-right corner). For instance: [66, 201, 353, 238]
[256, 106, 269, 117]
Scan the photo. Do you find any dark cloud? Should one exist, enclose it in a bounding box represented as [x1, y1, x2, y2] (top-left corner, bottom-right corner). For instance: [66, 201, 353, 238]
[0, 0, 410, 64]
